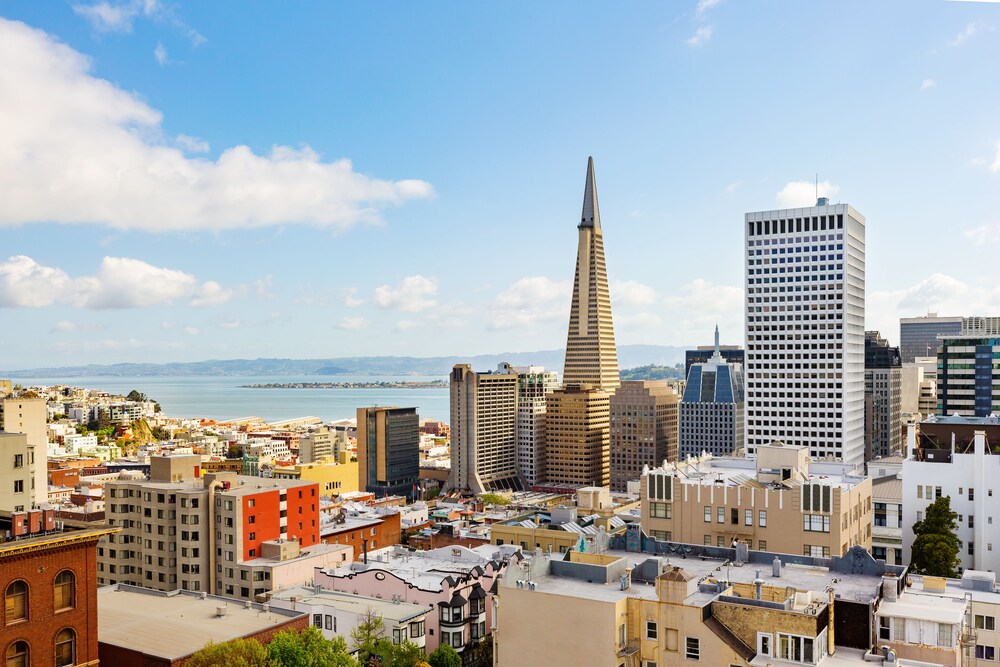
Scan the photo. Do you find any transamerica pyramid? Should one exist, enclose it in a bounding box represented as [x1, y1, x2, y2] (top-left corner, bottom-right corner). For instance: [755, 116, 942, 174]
[562, 157, 620, 391]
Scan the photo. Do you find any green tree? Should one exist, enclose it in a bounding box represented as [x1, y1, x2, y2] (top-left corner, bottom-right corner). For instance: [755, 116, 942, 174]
[185, 637, 271, 667]
[424, 487, 441, 501]
[384, 641, 427, 667]
[266, 626, 357, 667]
[427, 645, 461, 667]
[479, 493, 510, 506]
[126, 389, 149, 402]
[351, 611, 388, 657]
[911, 495, 961, 577]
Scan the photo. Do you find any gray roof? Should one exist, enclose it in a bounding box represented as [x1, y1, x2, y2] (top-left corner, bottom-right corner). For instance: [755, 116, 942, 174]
[872, 476, 902, 501]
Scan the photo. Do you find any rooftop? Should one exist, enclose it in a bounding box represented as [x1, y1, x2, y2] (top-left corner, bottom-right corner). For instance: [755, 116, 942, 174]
[644, 452, 866, 492]
[269, 586, 429, 623]
[871, 476, 902, 501]
[98, 584, 306, 660]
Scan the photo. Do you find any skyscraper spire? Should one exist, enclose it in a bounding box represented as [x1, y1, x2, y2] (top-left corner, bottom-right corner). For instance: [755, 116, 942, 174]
[580, 156, 600, 229]
[563, 157, 619, 390]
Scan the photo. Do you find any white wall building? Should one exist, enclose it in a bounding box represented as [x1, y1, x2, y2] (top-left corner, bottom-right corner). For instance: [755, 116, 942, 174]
[515, 366, 557, 488]
[744, 201, 866, 466]
[902, 424, 1000, 573]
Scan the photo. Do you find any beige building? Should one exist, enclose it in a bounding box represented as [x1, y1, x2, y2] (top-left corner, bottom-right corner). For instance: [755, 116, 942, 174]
[609, 380, 679, 492]
[299, 426, 337, 463]
[545, 383, 611, 488]
[641, 443, 872, 557]
[448, 364, 520, 494]
[496, 534, 914, 667]
[490, 505, 627, 554]
[0, 396, 48, 509]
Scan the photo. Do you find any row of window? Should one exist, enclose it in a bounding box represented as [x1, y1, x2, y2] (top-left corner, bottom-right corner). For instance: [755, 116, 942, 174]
[4, 572, 75, 624]
[5, 630, 76, 667]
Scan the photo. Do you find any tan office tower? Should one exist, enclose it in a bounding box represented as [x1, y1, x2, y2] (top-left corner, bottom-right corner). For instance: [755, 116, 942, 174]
[448, 364, 520, 495]
[609, 380, 679, 492]
[563, 157, 620, 391]
[545, 157, 622, 489]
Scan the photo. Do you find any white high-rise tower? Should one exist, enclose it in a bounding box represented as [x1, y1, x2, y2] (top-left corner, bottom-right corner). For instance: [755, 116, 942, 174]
[744, 199, 865, 467]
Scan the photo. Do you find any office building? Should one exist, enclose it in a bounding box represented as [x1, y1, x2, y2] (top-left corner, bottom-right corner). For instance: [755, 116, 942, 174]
[562, 156, 620, 391]
[938, 331, 1000, 417]
[299, 426, 337, 463]
[679, 326, 745, 460]
[902, 416, 1000, 573]
[543, 157, 621, 489]
[900, 313, 962, 364]
[448, 363, 520, 494]
[0, 396, 48, 509]
[684, 346, 744, 376]
[864, 331, 902, 459]
[545, 384, 611, 488]
[1, 511, 116, 667]
[609, 380, 679, 492]
[515, 366, 558, 487]
[745, 200, 866, 466]
[99, 454, 325, 600]
[356, 406, 420, 500]
[641, 443, 872, 557]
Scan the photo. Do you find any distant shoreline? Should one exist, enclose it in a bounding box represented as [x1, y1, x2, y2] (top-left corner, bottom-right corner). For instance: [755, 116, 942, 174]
[240, 381, 448, 389]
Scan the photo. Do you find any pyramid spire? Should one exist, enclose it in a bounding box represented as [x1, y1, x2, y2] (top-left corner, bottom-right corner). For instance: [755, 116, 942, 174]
[580, 156, 601, 229]
[563, 157, 619, 390]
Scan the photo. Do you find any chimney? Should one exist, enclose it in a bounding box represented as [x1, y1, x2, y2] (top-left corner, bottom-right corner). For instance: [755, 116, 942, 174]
[754, 571, 763, 600]
[772, 557, 782, 578]
[881, 574, 898, 602]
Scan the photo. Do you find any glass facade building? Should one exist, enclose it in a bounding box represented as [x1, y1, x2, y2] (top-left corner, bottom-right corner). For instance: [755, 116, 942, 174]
[938, 336, 1000, 417]
[899, 315, 962, 364]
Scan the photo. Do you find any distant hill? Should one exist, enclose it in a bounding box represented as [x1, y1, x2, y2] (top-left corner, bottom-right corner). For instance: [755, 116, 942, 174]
[2, 344, 689, 378]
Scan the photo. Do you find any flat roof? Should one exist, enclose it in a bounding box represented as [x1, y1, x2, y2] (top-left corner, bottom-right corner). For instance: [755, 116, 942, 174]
[269, 586, 429, 623]
[646, 456, 867, 491]
[321, 544, 510, 592]
[98, 585, 307, 660]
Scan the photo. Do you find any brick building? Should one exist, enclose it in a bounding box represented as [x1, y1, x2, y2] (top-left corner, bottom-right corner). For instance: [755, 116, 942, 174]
[320, 508, 401, 555]
[1, 510, 117, 667]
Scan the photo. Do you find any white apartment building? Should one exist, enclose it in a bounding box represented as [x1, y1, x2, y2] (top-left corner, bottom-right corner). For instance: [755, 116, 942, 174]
[745, 201, 866, 466]
[515, 366, 557, 487]
[902, 420, 1000, 573]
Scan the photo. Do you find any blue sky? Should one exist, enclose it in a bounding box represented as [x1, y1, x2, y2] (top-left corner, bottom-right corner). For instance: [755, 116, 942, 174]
[1, 1, 999, 369]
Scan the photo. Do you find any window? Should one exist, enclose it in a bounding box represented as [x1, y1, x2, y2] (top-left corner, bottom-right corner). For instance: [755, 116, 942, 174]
[649, 502, 671, 519]
[745, 509, 753, 526]
[471, 620, 486, 641]
[13, 454, 22, 468]
[758, 633, 772, 656]
[4, 581, 27, 623]
[54, 629, 75, 667]
[971, 488, 975, 501]
[758, 541, 767, 550]
[410, 620, 425, 638]
[717, 507, 725, 524]
[392, 629, 403, 644]
[325, 615, 333, 631]
[704, 506, 712, 523]
[777, 633, 814, 663]
[444, 630, 463, 648]
[803, 515, 830, 532]
[938, 623, 953, 648]
[646, 621, 657, 640]
[976, 645, 996, 660]
[313, 614, 323, 628]
[976, 615, 995, 631]
[53, 571, 74, 611]
[12, 481, 23, 494]
[685, 637, 700, 660]
[759, 510, 767, 527]
[5, 641, 28, 667]
[879, 616, 890, 640]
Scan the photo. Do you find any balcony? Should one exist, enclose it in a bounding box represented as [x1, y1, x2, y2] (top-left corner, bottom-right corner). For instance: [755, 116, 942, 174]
[616, 640, 639, 658]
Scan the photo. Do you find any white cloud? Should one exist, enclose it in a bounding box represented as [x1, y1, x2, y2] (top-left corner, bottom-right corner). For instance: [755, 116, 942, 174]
[182, 326, 200, 336]
[920, 79, 936, 91]
[950, 22, 992, 47]
[218, 319, 241, 330]
[373, 275, 438, 312]
[395, 319, 419, 331]
[0, 255, 237, 309]
[50, 320, 106, 334]
[964, 224, 1000, 244]
[992, 140, 1000, 173]
[662, 279, 744, 344]
[775, 180, 840, 208]
[74, 0, 205, 45]
[343, 287, 365, 308]
[0, 19, 432, 232]
[696, 0, 722, 13]
[337, 316, 368, 330]
[612, 280, 658, 307]
[617, 312, 664, 331]
[174, 133, 208, 153]
[488, 276, 571, 330]
[686, 25, 713, 47]
[724, 181, 741, 193]
[867, 273, 1000, 343]
[154, 41, 168, 65]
